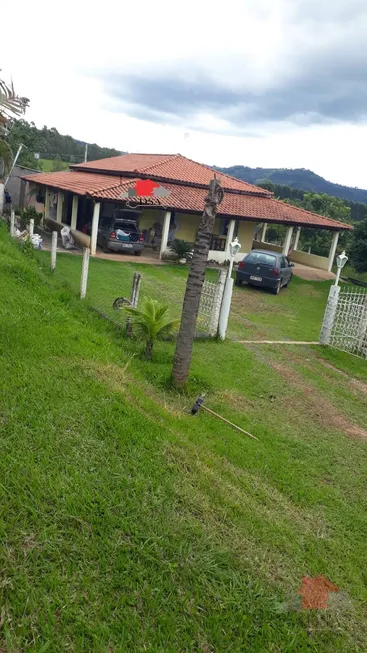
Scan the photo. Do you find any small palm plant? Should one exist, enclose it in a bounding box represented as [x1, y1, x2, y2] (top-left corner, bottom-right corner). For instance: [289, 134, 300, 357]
[169, 239, 194, 261]
[124, 298, 179, 359]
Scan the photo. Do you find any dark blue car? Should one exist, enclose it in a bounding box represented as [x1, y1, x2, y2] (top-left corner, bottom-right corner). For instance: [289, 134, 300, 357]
[235, 249, 294, 295]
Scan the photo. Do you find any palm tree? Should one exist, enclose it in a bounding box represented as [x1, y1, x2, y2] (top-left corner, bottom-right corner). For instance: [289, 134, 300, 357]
[125, 298, 179, 360]
[0, 74, 29, 173]
[172, 177, 224, 386]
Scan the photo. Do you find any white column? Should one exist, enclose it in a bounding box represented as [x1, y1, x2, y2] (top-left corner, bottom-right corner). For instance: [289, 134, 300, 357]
[293, 227, 301, 251]
[224, 220, 236, 257]
[282, 226, 294, 255]
[51, 231, 58, 270]
[261, 223, 267, 242]
[56, 191, 64, 223]
[29, 219, 34, 238]
[10, 210, 15, 236]
[218, 277, 234, 340]
[159, 211, 171, 259]
[44, 188, 50, 219]
[80, 247, 90, 299]
[320, 285, 340, 344]
[328, 231, 339, 272]
[71, 195, 79, 230]
[90, 202, 101, 256]
[0, 182, 4, 215]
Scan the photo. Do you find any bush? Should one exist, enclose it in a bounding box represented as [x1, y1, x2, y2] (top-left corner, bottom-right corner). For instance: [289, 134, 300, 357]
[19, 205, 43, 229]
[169, 239, 194, 260]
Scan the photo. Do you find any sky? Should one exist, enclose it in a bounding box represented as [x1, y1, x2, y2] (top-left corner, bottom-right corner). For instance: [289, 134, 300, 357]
[2, 0, 367, 187]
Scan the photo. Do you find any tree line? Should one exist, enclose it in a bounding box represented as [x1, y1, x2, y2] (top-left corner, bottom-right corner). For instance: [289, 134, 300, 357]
[6, 119, 123, 170]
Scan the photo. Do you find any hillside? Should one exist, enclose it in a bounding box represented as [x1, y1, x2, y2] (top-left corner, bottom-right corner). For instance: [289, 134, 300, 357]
[216, 165, 367, 204]
[6, 119, 125, 170]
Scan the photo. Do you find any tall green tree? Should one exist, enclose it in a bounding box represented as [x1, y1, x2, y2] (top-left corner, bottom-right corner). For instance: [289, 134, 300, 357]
[349, 220, 367, 273]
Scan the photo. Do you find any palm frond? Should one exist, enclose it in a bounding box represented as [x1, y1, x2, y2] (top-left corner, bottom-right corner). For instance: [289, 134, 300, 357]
[0, 75, 29, 120]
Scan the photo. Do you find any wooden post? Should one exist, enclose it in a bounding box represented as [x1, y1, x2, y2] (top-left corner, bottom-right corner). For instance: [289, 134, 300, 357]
[80, 247, 90, 299]
[126, 272, 142, 335]
[51, 231, 57, 270]
[10, 210, 15, 236]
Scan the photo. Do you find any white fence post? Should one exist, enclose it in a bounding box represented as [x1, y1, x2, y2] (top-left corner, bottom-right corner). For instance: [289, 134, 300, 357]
[51, 231, 58, 271]
[320, 285, 340, 345]
[218, 276, 234, 340]
[10, 210, 15, 237]
[29, 218, 34, 238]
[80, 247, 90, 299]
[357, 294, 367, 353]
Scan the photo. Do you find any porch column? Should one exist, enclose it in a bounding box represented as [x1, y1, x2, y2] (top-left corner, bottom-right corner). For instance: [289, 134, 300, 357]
[261, 222, 267, 242]
[56, 191, 64, 223]
[90, 202, 101, 256]
[19, 179, 27, 208]
[224, 220, 236, 257]
[293, 227, 301, 251]
[328, 231, 339, 272]
[71, 195, 79, 230]
[44, 187, 50, 219]
[159, 210, 171, 259]
[282, 226, 294, 255]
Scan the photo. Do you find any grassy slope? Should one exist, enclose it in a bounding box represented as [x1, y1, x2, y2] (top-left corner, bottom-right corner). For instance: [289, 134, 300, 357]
[39, 159, 69, 172]
[1, 230, 367, 651]
[39, 251, 329, 342]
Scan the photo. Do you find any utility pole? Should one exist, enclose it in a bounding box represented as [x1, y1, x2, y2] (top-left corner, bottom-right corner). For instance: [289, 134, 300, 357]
[84, 143, 88, 163]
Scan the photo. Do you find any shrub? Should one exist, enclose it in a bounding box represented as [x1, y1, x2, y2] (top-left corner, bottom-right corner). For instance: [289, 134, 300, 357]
[19, 205, 43, 228]
[124, 298, 179, 359]
[169, 239, 194, 261]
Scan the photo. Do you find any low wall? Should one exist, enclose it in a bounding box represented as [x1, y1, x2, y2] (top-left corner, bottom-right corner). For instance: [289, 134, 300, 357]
[289, 249, 329, 271]
[252, 239, 329, 270]
[208, 250, 247, 264]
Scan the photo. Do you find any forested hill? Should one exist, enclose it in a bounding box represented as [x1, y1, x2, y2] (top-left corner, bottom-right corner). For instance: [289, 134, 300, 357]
[215, 165, 367, 205]
[7, 119, 124, 170]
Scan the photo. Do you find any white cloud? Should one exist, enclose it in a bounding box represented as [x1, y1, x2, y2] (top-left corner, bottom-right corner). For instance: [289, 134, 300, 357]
[2, 0, 367, 188]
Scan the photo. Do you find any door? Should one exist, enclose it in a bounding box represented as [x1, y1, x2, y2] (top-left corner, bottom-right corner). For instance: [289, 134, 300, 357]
[280, 256, 292, 284]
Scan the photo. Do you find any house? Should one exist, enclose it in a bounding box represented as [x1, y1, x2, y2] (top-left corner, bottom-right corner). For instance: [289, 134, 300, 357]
[21, 153, 352, 271]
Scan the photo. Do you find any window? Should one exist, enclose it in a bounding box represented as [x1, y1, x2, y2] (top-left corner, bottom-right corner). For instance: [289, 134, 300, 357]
[280, 256, 288, 269]
[246, 252, 277, 266]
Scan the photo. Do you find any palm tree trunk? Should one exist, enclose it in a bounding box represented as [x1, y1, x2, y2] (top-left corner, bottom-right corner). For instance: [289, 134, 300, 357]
[172, 177, 224, 386]
[145, 338, 153, 360]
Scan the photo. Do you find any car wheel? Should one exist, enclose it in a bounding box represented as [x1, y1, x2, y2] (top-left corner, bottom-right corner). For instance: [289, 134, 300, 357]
[134, 250, 142, 256]
[103, 242, 109, 253]
[235, 278, 242, 287]
[273, 281, 281, 295]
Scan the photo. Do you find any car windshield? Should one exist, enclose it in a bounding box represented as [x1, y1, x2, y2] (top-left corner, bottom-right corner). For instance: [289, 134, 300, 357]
[246, 252, 277, 266]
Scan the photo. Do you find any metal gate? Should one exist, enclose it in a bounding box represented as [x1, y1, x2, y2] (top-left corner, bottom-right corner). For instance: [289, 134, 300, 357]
[197, 269, 227, 336]
[322, 286, 367, 359]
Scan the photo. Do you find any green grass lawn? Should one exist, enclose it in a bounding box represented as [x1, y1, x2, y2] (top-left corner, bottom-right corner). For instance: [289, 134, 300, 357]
[1, 227, 367, 651]
[39, 250, 330, 342]
[39, 158, 69, 172]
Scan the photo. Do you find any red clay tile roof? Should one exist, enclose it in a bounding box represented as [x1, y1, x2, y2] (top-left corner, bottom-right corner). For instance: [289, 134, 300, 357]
[22, 167, 352, 231]
[21, 170, 128, 195]
[71, 153, 270, 195]
[95, 178, 351, 230]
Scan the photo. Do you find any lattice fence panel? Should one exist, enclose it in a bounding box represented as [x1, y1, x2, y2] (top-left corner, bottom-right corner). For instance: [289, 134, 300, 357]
[197, 270, 226, 336]
[329, 287, 367, 359]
